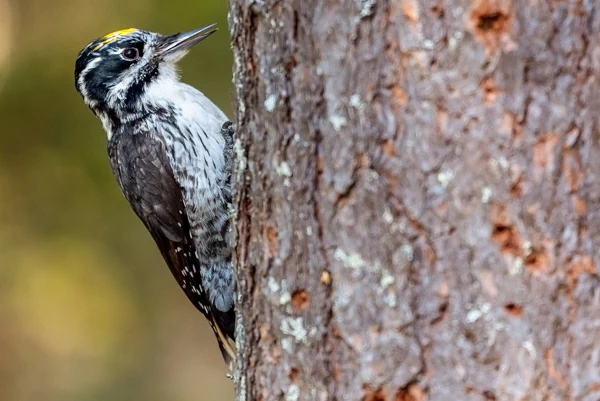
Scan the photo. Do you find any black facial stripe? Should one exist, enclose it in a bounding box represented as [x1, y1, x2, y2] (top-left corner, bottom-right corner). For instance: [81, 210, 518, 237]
[124, 62, 160, 108]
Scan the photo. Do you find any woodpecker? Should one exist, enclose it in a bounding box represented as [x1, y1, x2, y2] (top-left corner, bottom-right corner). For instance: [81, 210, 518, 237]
[74, 25, 236, 364]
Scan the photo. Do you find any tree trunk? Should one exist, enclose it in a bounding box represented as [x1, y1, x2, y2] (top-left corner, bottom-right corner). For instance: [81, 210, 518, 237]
[228, 1, 600, 400]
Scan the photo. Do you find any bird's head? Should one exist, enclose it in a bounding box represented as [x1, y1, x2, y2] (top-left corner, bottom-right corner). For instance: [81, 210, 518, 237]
[74, 25, 216, 118]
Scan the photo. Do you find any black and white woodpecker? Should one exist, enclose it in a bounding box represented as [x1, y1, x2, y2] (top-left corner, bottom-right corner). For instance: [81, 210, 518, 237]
[74, 25, 236, 364]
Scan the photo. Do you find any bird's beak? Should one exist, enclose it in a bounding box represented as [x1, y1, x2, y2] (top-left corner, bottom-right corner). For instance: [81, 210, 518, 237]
[158, 24, 218, 61]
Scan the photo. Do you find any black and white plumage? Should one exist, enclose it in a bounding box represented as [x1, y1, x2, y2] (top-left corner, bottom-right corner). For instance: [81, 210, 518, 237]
[74, 26, 236, 364]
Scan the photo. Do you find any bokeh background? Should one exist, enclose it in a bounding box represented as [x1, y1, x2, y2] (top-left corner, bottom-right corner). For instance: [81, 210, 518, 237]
[0, 0, 234, 400]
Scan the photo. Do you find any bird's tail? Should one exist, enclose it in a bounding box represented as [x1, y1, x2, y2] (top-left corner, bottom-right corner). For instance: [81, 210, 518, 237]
[210, 313, 236, 367]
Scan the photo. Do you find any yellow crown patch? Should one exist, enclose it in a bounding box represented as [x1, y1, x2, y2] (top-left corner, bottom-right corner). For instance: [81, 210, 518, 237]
[93, 28, 137, 51]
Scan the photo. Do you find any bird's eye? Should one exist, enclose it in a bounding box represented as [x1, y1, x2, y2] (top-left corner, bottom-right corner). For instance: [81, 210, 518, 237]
[121, 47, 140, 61]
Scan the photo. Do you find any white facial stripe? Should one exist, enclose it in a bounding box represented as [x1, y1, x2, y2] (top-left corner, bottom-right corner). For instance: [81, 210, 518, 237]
[107, 71, 136, 105]
[77, 57, 101, 106]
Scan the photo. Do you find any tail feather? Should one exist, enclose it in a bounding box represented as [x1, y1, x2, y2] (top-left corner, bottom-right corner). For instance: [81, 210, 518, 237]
[210, 313, 236, 367]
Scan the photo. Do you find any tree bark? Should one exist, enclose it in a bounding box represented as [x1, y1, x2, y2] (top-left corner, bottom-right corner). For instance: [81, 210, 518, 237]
[229, 1, 600, 400]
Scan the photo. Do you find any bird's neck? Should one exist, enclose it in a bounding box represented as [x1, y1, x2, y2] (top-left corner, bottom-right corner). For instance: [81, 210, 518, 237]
[93, 67, 187, 140]
[93, 104, 153, 141]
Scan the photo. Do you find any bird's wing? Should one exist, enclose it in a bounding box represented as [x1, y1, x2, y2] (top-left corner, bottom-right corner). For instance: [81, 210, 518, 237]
[217, 121, 234, 252]
[220, 121, 234, 199]
[108, 131, 235, 363]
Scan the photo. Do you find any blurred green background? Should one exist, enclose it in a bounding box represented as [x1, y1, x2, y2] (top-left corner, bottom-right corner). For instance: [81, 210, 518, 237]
[0, 0, 234, 400]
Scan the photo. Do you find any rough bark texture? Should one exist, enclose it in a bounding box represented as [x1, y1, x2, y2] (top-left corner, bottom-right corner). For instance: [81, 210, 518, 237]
[229, 1, 600, 400]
